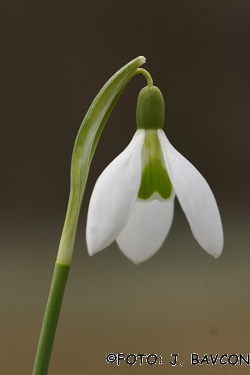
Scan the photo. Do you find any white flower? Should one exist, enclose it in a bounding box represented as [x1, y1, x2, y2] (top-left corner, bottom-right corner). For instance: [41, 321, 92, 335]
[86, 86, 223, 264]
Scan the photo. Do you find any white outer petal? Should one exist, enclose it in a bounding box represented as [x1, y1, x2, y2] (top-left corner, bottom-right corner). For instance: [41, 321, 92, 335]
[158, 130, 223, 258]
[86, 129, 145, 255]
[116, 200, 174, 264]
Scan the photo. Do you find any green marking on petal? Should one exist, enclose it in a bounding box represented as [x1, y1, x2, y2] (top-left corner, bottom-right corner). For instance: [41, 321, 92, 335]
[138, 130, 172, 201]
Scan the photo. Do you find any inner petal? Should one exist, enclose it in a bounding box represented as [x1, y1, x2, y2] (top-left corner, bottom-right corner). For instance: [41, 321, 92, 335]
[138, 129, 173, 201]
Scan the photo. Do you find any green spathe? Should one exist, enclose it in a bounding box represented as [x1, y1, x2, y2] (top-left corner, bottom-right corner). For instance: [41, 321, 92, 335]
[138, 130, 172, 200]
[136, 86, 165, 130]
[57, 56, 145, 265]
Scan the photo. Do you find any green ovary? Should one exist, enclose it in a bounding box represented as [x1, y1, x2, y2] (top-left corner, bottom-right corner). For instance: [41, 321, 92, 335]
[138, 130, 172, 201]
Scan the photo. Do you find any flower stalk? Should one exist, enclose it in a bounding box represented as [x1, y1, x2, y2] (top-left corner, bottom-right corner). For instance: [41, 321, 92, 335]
[135, 68, 153, 87]
[32, 263, 70, 375]
[32, 56, 146, 375]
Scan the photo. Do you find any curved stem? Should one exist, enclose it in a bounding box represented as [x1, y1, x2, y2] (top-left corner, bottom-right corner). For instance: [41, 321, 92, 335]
[135, 68, 153, 87]
[31, 56, 146, 375]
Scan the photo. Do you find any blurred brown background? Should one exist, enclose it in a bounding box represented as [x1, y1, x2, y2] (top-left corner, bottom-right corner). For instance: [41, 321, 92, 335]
[1, 0, 250, 374]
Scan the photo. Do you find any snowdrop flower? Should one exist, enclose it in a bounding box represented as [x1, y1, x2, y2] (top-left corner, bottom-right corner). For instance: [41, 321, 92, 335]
[86, 85, 223, 264]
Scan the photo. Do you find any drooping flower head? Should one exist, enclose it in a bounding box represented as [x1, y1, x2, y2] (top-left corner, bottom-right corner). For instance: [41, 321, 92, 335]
[86, 83, 223, 264]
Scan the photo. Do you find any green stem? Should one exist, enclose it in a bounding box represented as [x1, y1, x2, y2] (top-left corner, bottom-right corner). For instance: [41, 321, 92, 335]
[135, 68, 153, 87]
[32, 263, 70, 375]
[31, 56, 146, 375]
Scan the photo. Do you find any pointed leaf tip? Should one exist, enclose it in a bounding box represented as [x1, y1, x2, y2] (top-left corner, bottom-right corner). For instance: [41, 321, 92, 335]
[138, 56, 146, 64]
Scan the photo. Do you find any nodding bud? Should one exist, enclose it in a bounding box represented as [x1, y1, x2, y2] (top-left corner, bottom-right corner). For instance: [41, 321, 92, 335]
[136, 86, 165, 130]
